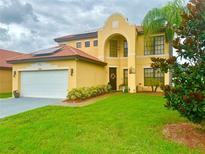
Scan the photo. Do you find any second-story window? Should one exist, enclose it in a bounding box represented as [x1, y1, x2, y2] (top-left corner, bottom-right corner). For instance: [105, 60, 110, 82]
[93, 40, 98, 47]
[76, 42, 81, 48]
[144, 35, 164, 55]
[110, 40, 118, 57]
[85, 41, 90, 47]
[124, 41, 128, 57]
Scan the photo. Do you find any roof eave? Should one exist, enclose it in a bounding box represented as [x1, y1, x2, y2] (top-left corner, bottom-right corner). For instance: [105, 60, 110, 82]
[76, 56, 107, 66]
[54, 36, 98, 43]
[54, 32, 98, 43]
[7, 56, 107, 66]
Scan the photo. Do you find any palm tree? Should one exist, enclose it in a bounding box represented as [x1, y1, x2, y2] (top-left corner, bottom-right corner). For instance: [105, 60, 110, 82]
[142, 0, 185, 43]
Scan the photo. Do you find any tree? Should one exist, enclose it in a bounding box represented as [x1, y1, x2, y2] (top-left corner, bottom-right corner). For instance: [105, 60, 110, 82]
[146, 78, 162, 92]
[151, 0, 205, 127]
[142, 0, 185, 42]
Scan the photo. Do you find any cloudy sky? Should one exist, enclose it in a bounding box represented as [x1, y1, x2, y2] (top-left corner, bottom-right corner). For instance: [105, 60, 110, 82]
[0, 0, 172, 53]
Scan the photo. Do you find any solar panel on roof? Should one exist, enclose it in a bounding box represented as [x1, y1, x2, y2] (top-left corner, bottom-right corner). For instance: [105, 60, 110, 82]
[32, 47, 61, 56]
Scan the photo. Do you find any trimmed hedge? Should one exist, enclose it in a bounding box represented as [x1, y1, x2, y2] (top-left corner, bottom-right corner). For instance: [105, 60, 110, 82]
[67, 85, 109, 100]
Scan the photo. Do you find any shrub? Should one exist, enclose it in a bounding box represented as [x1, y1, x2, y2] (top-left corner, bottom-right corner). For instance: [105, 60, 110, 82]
[146, 78, 163, 92]
[67, 85, 109, 101]
[151, 0, 205, 126]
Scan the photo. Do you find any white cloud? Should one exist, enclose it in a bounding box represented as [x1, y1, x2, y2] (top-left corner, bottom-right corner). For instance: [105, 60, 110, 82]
[0, 0, 172, 53]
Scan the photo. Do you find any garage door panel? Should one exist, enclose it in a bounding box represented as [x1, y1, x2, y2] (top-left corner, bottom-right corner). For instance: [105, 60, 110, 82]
[21, 70, 68, 98]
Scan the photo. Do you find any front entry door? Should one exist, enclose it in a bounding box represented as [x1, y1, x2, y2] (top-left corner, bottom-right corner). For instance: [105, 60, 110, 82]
[109, 68, 117, 90]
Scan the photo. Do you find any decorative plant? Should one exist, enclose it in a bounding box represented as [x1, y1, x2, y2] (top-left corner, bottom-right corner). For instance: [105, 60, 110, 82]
[151, 0, 205, 127]
[146, 78, 162, 92]
[13, 90, 20, 98]
[119, 84, 128, 93]
[67, 85, 109, 101]
[107, 82, 112, 92]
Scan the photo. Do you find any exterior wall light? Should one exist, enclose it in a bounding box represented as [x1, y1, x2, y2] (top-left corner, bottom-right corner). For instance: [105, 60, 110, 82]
[70, 68, 74, 76]
[13, 71, 16, 78]
[129, 66, 136, 74]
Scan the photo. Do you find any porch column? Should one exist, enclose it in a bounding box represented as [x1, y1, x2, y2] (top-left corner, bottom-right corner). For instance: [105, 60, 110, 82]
[128, 34, 137, 93]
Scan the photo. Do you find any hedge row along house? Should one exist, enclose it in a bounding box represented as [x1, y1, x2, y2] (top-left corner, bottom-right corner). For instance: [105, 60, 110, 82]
[8, 13, 171, 98]
[0, 49, 23, 94]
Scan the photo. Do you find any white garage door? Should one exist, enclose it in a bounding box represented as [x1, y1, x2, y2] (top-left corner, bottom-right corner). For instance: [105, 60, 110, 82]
[21, 70, 68, 98]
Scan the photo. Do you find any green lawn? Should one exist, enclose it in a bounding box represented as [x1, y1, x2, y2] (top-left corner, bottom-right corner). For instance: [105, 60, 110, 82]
[0, 92, 12, 98]
[0, 94, 201, 154]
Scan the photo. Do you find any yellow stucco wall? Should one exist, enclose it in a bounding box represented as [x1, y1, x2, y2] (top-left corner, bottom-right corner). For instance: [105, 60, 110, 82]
[0, 69, 12, 93]
[61, 38, 98, 58]
[76, 60, 106, 87]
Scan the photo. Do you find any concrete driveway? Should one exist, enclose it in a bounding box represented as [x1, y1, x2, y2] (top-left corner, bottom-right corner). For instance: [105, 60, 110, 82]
[0, 97, 62, 118]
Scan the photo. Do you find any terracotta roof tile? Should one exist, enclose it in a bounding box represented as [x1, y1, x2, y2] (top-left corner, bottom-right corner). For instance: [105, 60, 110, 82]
[0, 49, 23, 68]
[7, 45, 107, 66]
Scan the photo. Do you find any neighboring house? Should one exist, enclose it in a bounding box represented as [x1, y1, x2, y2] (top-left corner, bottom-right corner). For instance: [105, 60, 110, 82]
[8, 13, 171, 99]
[0, 49, 23, 94]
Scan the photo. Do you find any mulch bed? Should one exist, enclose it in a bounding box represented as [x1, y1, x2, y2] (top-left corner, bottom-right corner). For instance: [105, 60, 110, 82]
[163, 123, 205, 150]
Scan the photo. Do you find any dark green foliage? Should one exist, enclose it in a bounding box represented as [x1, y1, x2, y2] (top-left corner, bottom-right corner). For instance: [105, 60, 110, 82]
[151, 0, 205, 124]
[67, 85, 109, 100]
[143, 0, 185, 42]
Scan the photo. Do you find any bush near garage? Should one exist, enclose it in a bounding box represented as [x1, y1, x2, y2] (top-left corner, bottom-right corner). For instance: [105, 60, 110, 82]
[67, 85, 109, 101]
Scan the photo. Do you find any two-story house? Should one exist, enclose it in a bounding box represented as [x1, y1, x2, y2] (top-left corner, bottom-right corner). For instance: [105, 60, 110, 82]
[8, 13, 170, 98]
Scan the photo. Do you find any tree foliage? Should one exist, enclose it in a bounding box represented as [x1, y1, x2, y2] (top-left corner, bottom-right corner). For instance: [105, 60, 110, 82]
[142, 0, 185, 42]
[151, 0, 205, 124]
[146, 78, 162, 92]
